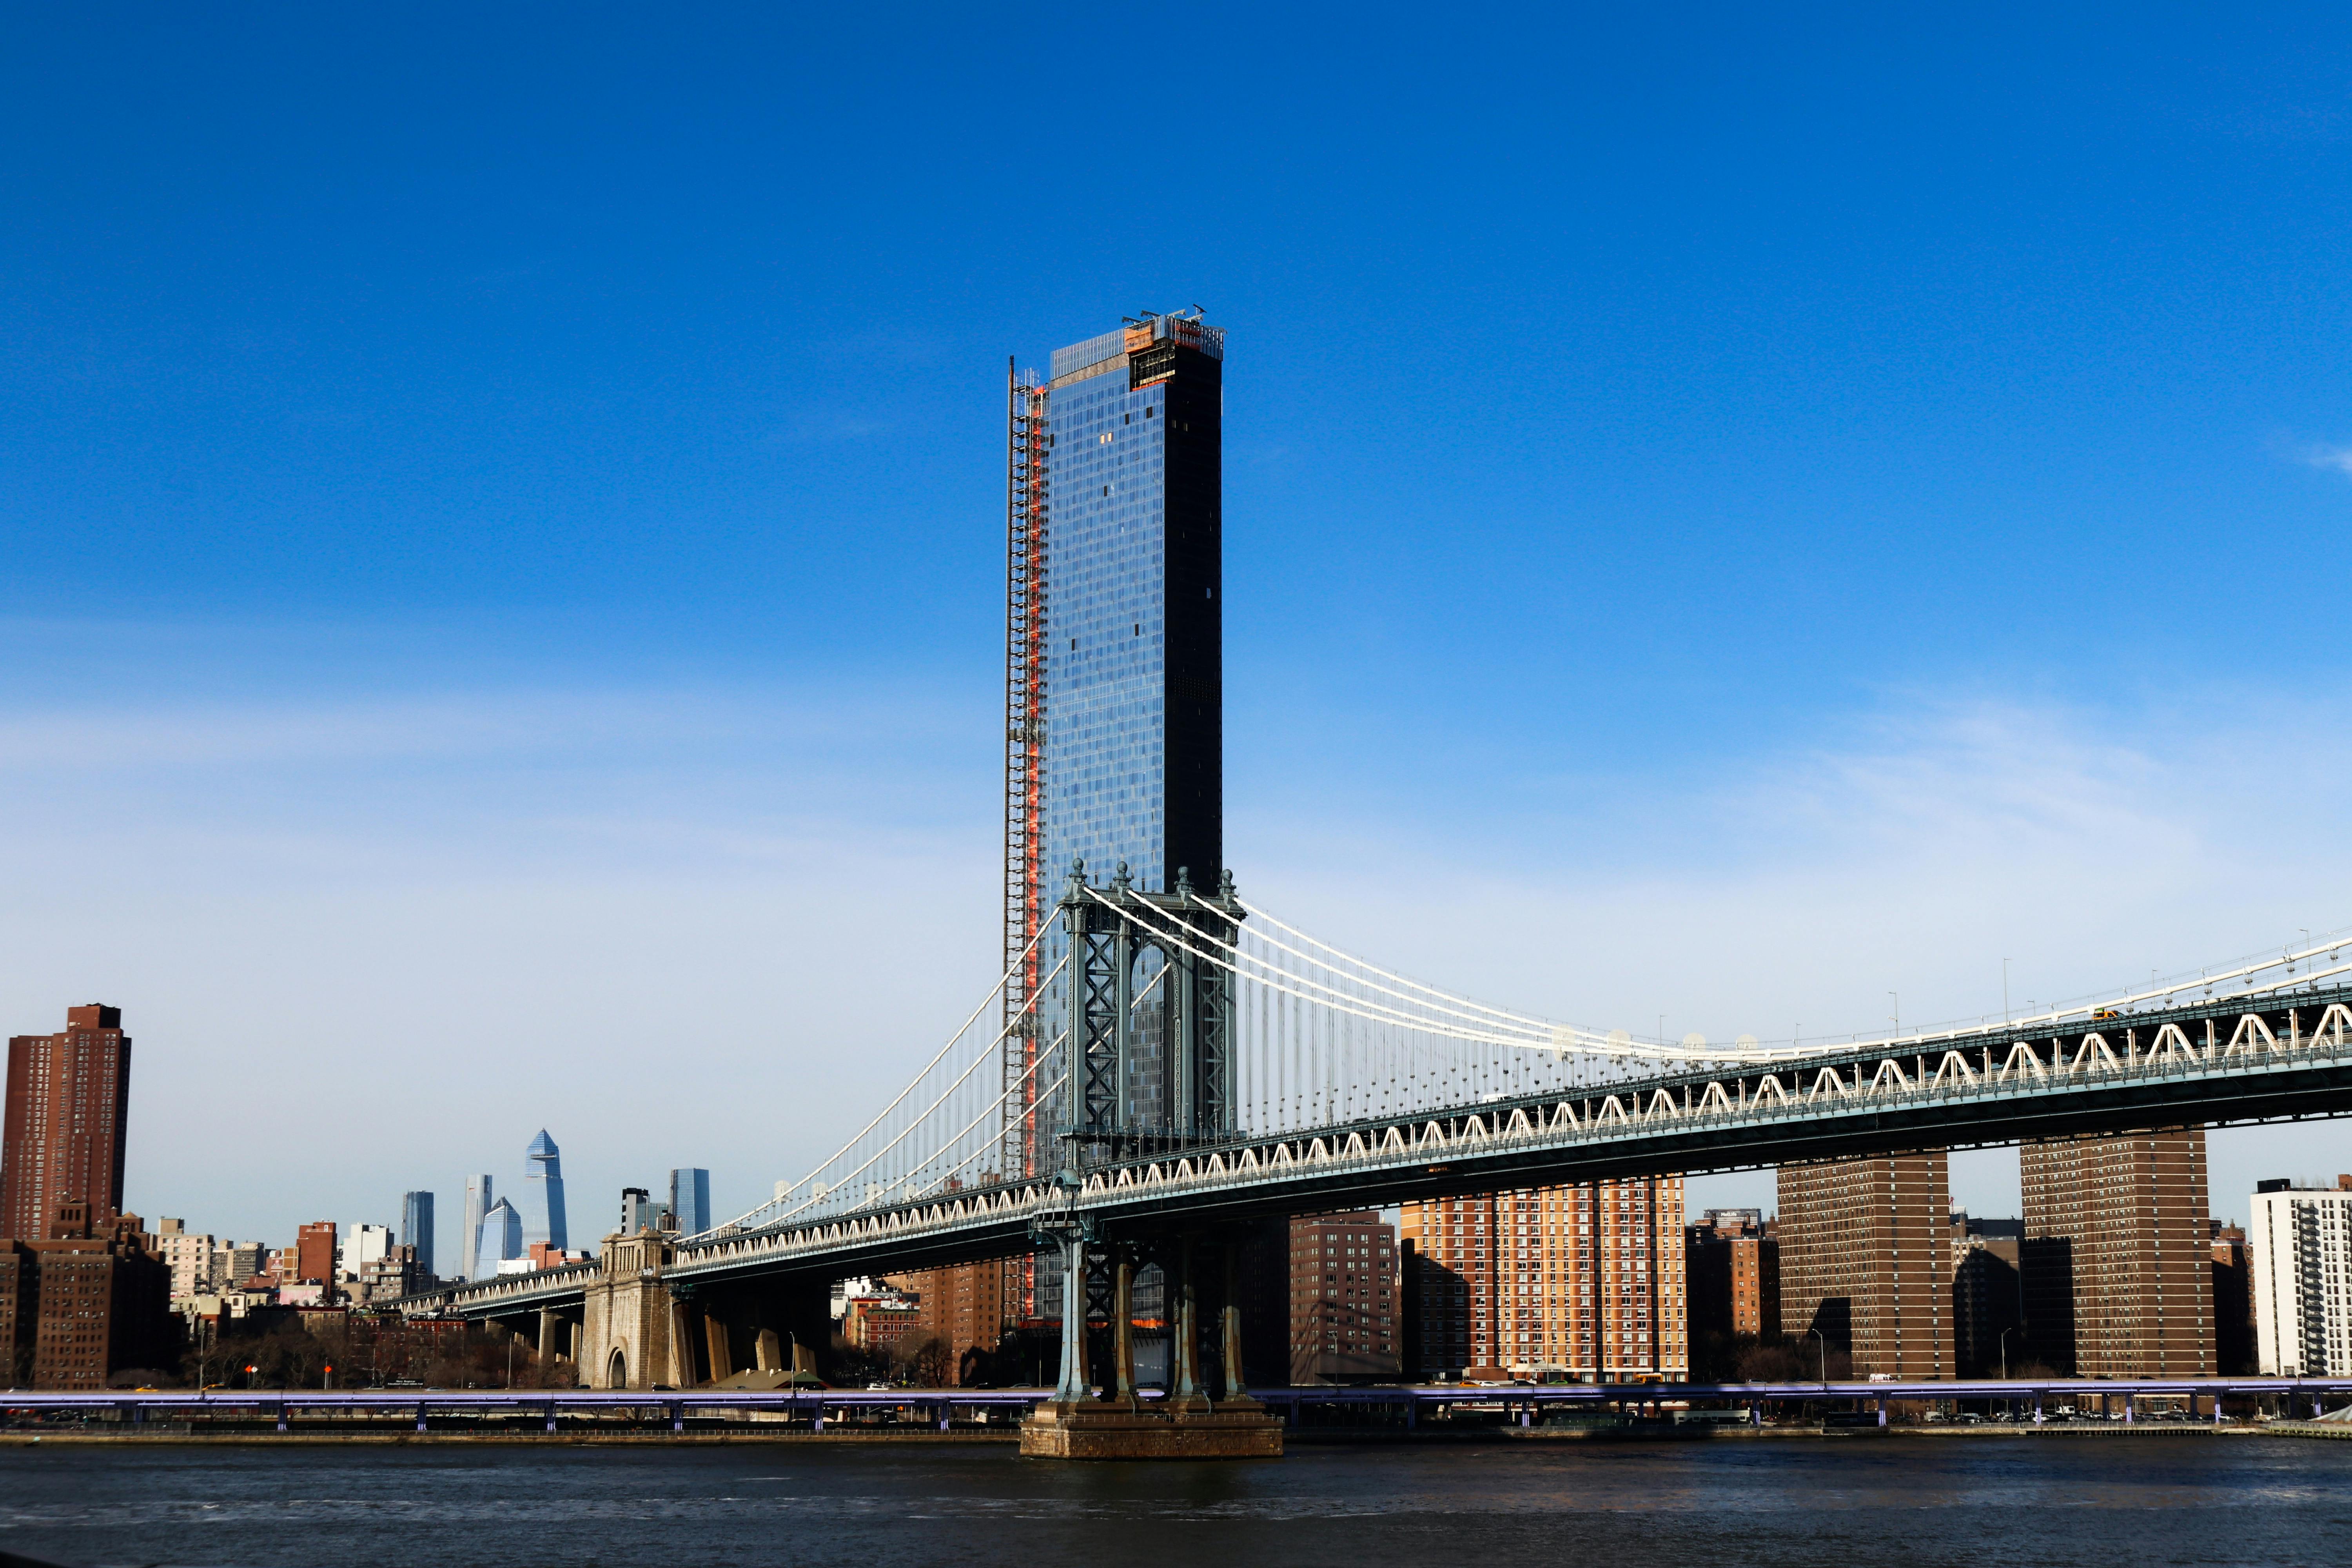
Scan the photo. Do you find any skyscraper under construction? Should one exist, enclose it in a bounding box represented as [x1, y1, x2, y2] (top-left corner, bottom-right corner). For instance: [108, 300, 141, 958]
[1002, 310, 1227, 1321]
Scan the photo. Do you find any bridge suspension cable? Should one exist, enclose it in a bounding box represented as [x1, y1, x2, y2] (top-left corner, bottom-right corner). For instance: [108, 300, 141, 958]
[701, 884, 2352, 1235]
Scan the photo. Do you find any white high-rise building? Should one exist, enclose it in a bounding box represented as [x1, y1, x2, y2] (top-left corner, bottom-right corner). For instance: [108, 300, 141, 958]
[155, 1219, 218, 1298]
[339, 1222, 393, 1278]
[461, 1174, 493, 1282]
[2250, 1179, 2352, 1375]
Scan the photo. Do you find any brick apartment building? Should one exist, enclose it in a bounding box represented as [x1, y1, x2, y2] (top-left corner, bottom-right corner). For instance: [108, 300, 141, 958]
[1778, 1153, 1951, 1376]
[1688, 1208, 1779, 1343]
[0, 1201, 172, 1388]
[1405, 1176, 1687, 1380]
[1950, 1211, 2025, 1377]
[294, 1221, 337, 1287]
[891, 1259, 1011, 1385]
[3, 1005, 133, 1241]
[2212, 1219, 2256, 1375]
[1289, 1211, 1399, 1382]
[2021, 1128, 2213, 1375]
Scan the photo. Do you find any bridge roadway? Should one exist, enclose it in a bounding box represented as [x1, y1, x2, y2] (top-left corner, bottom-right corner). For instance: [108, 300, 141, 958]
[417, 983, 2352, 1323]
[10, 1379, 2352, 1430]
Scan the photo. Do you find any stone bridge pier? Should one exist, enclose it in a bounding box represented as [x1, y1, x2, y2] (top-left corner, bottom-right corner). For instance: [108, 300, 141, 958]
[578, 1228, 831, 1390]
[1020, 1220, 1283, 1459]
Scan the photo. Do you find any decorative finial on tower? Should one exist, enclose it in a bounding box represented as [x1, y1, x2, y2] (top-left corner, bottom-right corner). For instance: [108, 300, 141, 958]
[1176, 865, 1193, 897]
[1218, 868, 1238, 902]
[1067, 857, 1087, 897]
[1112, 860, 1132, 894]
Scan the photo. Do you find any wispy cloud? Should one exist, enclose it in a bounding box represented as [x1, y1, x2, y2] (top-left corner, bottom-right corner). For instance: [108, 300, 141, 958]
[9, 666, 2347, 1246]
[2300, 443, 2352, 477]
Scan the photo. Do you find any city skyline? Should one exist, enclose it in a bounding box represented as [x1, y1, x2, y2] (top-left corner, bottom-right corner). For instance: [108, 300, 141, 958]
[7, 9, 2352, 1242]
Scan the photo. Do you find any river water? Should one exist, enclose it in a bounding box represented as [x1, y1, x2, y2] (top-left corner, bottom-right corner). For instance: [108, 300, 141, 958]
[3, 1436, 2348, 1567]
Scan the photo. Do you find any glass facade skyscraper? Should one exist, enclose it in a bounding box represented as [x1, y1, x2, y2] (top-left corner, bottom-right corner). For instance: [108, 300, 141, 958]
[401, 1190, 435, 1279]
[526, 1129, 569, 1252]
[475, 1197, 523, 1278]
[1026, 312, 1227, 1150]
[668, 1167, 710, 1236]
[1006, 312, 1225, 1323]
[1038, 314, 1224, 896]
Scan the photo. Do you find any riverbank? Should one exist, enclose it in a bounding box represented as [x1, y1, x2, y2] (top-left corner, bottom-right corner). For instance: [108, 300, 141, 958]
[0, 1421, 2294, 1446]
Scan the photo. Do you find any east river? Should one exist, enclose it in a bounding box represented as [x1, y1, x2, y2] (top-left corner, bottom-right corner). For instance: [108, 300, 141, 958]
[4, 1436, 2351, 1567]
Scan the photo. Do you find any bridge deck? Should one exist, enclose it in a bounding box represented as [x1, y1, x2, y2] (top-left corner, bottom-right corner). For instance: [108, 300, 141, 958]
[417, 984, 2352, 1317]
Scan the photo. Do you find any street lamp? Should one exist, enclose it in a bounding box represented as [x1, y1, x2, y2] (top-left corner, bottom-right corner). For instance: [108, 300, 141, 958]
[2000, 1325, 2021, 1381]
[1810, 1328, 1828, 1388]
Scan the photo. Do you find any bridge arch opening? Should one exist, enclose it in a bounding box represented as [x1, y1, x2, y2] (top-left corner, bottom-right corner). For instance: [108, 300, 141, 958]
[607, 1348, 627, 1390]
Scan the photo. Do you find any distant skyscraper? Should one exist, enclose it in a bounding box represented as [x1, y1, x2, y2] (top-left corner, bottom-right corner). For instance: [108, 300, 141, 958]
[461, 1174, 492, 1281]
[3, 1004, 134, 1238]
[526, 1131, 569, 1252]
[474, 1198, 522, 1277]
[401, 1191, 435, 1278]
[668, 1168, 709, 1237]
[619, 1187, 655, 1236]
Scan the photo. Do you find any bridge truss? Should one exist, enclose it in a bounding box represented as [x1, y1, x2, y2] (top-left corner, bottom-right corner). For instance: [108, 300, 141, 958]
[421, 946, 2352, 1322]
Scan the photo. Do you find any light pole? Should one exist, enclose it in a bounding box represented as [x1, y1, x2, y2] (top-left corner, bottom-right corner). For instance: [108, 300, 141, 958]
[1810, 1327, 1828, 1387]
[2000, 1325, 2020, 1380]
[1889, 993, 1899, 1034]
[2003, 960, 2011, 1024]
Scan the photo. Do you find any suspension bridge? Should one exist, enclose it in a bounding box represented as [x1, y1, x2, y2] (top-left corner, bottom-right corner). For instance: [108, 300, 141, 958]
[405, 860, 2352, 1439]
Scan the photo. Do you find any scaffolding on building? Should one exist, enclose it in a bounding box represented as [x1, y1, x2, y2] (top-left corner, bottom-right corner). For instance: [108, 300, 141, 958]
[1004, 359, 1050, 1314]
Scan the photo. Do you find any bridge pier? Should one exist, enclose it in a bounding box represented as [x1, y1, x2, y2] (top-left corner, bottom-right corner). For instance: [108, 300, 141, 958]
[579, 1227, 681, 1390]
[1020, 1231, 1279, 1460]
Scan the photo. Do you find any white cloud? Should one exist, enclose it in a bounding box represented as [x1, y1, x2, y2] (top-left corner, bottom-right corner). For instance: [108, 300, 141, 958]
[2302, 443, 2352, 477]
[1234, 690, 2352, 1218]
[5, 673, 2347, 1245]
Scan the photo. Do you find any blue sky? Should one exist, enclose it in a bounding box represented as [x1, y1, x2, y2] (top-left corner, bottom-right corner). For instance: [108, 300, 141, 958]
[6, 4, 2352, 1248]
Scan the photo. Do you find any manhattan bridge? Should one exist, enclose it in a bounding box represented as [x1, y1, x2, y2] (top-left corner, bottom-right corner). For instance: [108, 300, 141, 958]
[406, 312, 2352, 1442]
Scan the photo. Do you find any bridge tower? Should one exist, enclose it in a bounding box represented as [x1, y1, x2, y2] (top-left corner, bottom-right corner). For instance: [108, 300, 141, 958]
[1054, 858, 1243, 1163]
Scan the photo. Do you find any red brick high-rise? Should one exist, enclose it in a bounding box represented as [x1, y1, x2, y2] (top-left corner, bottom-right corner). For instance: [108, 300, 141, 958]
[296, 1221, 338, 1285]
[1289, 1211, 1400, 1383]
[892, 1260, 1012, 1385]
[3, 1006, 134, 1240]
[1778, 1153, 1951, 1377]
[2019, 1128, 2213, 1375]
[1403, 1177, 1689, 1380]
